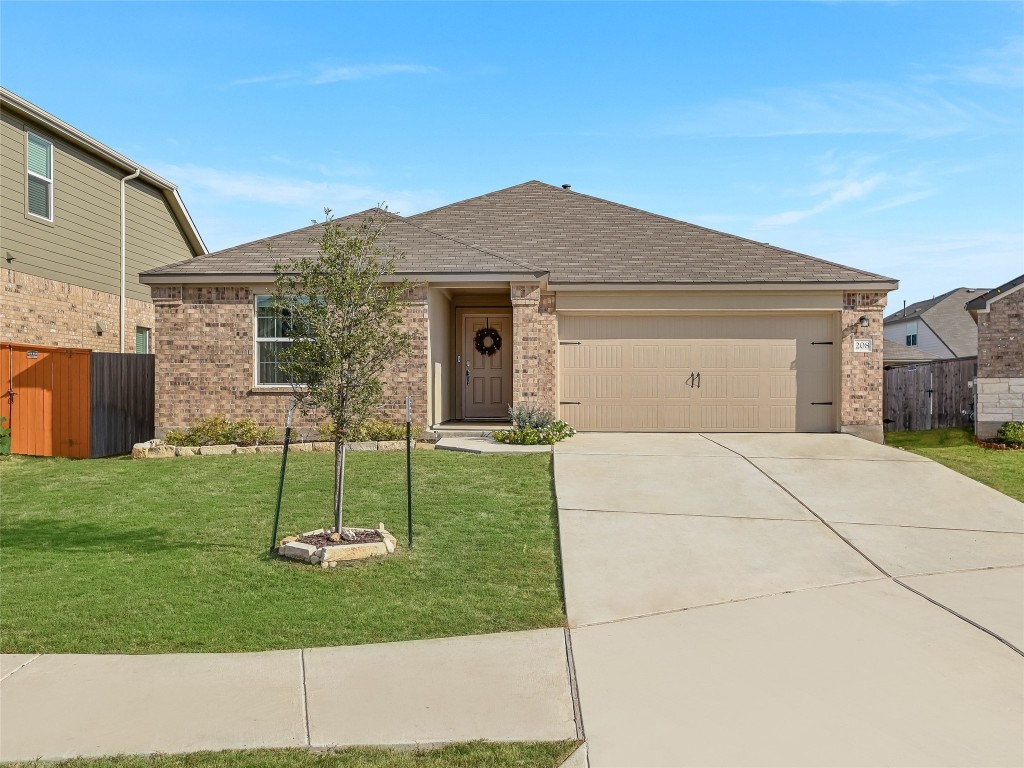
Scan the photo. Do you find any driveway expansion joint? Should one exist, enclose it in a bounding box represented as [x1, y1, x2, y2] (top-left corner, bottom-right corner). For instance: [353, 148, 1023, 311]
[895, 578, 1024, 657]
[0, 654, 39, 683]
[559, 506, 815, 523]
[300, 648, 312, 746]
[563, 628, 586, 742]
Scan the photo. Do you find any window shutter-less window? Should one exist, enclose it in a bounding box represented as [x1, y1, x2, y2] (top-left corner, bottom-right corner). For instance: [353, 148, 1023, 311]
[27, 134, 52, 219]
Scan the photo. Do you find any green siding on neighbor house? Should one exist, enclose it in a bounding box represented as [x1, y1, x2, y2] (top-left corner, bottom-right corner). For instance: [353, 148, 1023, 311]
[0, 110, 195, 303]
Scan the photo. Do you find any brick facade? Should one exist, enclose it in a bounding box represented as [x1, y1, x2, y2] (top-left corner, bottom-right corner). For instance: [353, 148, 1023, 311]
[974, 287, 1023, 438]
[510, 283, 558, 414]
[841, 291, 887, 442]
[2, 267, 154, 352]
[151, 284, 429, 436]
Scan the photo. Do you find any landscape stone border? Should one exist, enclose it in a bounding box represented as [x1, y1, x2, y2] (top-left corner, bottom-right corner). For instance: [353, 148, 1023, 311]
[131, 439, 437, 459]
[278, 525, 398, 568]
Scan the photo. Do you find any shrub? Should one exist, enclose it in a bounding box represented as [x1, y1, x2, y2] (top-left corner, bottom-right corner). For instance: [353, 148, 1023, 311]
[0, 415, 10, 456]
[493, 419, 575, 446]
[318, 418, 422, 443]
[165, 414, 276, 447]
[995, 421, 1024, 447]
[509, 404, 555, 430]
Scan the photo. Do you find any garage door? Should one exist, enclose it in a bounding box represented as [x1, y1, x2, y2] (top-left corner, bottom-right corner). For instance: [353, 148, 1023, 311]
[558, 315, 836, 432]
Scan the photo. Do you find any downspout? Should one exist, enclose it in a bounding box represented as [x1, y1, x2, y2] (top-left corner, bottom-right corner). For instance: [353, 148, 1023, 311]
[120, 168, 142, 353]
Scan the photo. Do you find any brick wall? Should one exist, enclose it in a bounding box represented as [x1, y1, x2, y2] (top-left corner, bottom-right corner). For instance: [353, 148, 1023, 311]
[975, 287, 1023, 438]
[841, 291, 887, 442]
[152, 284, 429, 435]
[2, 267, 153, 352]
[511, 283, 558, 414]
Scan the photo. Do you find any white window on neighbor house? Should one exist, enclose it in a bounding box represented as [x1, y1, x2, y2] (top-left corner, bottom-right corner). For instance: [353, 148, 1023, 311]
[905, 320, 919, 347]
[26, 132, 53, 221]
[255, 295, 296, 386]
[135, 327, 151, 354]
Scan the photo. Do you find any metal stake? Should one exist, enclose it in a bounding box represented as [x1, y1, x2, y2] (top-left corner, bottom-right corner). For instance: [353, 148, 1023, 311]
[269, 401, 295, 555]
[406, 395, 413, 548]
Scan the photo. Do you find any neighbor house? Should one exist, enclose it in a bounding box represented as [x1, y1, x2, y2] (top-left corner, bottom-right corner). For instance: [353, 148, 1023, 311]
[139, 181, 898, 442]
[883, 287, 988, 360]
[966, 274, 1024, 439]
[1, 87, 206, 353]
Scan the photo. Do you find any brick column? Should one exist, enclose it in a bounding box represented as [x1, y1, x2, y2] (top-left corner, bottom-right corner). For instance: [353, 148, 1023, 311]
[511, 283, 558, 415]
[975, 288, 1024, 438]
[840, 291, 887, 442]
[382, 285, 430, 428]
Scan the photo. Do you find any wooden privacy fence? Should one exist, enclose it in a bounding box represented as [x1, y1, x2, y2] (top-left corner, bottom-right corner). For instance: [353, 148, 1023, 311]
[2, 342, 154, 458]
[883, 356, 977, 433]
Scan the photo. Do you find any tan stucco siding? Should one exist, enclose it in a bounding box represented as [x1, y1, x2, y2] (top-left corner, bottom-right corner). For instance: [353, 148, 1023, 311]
[0, 110, 193, 304]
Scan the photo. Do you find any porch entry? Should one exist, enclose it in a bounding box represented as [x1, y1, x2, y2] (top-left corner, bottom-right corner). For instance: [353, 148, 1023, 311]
[461, 313, 512, 420]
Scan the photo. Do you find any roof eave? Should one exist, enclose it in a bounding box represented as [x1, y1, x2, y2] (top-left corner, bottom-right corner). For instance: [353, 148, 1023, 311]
[140, 270, 545, 285]
[549, 279, 899, 292]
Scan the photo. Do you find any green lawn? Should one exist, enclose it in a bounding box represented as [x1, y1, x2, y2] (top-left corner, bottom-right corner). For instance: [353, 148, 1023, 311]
[5, 742, 580, 768]
[0, 451, 565, 654]
[885, 427, 1024, 502]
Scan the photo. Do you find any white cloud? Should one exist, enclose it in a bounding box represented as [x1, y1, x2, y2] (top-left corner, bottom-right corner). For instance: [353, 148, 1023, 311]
[934, 36, 1024, 88]
[230, 64, 437, 87]
[661, 82, 993, 138]
[761, 174, 887, 226]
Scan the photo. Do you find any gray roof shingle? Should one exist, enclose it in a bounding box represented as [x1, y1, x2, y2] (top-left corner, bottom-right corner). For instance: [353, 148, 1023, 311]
[409, 181, 894, 284]
[884, 287, 988, 358]
[143, 209, 541, 278]
[143, 181, 896, 286]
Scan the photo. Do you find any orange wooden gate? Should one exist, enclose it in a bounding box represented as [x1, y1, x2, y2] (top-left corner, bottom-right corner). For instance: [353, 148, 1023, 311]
[1, 342, 91, 458]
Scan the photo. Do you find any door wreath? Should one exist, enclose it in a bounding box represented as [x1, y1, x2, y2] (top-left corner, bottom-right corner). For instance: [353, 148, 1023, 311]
[474, 327, 502, 356]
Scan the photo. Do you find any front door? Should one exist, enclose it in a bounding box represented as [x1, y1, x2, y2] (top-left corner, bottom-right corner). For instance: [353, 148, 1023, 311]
[462, 314, 512, 420]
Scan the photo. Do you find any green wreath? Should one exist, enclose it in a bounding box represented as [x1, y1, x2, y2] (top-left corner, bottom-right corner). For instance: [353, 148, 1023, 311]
[474, 327, 502, 356]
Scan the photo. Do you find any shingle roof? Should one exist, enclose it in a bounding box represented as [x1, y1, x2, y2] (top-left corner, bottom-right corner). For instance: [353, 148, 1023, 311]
[884, 287, 988, 358]
[965, 274, 1024, 312]
[883, 340, 941, 364]
[142, 209, 541, 278]
[409, 181, 894, 285]
[142, 180, 896, 286]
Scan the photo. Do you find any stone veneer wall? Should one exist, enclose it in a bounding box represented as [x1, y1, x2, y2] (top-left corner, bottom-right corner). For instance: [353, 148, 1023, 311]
[511, 283, 558, 415]
[974, 287, 1023, 439]
[151, 284, 429, 435]
[2, 268, 154, 352]
[840, 291, 887, 442]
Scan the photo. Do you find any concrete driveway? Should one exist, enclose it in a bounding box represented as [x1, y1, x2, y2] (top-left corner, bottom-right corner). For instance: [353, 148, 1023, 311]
[556, 433, 1024, 768]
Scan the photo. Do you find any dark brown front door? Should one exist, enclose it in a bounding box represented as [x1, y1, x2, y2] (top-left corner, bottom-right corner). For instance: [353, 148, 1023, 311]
[462, 314, 511, 420]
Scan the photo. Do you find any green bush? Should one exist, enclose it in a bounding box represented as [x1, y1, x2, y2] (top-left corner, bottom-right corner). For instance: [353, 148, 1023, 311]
[0, 415, 10, 456]
[165, 414, 276, 447]
[995, 421, 1024, 446]
[509, 404, 555, 430]
[493, 420, 575, 446]
[318, 418, 423, 442]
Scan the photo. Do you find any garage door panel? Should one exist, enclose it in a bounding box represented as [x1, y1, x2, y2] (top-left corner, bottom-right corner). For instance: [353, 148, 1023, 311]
[558, 314, 835, 433]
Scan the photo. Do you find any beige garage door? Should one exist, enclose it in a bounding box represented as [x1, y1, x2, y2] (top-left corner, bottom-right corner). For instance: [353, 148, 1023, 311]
[559, 315, 836, 432]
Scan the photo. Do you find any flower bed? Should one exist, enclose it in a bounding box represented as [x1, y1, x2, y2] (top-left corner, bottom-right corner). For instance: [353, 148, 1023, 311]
[278, 524, 398, 567]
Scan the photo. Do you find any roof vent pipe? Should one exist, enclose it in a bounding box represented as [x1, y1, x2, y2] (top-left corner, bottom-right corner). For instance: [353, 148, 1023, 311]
[561, 184, 571, 190]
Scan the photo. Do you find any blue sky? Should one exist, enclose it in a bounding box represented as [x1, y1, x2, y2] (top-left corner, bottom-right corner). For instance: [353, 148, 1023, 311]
[3, 2, 1022, 309]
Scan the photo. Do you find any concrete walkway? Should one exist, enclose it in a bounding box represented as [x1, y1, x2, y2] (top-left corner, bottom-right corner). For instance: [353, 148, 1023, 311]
[0, 629, 579, 763]
[557, 433, 1024, 767]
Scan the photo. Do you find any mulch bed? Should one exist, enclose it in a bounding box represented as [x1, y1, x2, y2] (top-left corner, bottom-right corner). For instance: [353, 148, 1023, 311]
[973, 438, 1024, 451]
[298, 529, 384, 548]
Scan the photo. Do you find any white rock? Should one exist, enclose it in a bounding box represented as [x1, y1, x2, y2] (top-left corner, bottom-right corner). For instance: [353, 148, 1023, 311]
[282, 541, 317, 562]
[197, 444, 237, 456]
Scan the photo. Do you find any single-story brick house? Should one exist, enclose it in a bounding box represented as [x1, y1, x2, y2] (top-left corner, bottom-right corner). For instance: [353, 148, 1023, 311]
[966, 274, 1024, 439]
[140, 181, 898, 441]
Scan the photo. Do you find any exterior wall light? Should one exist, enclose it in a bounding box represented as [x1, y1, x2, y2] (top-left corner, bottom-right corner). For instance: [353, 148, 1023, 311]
[858, 316, 870, 328]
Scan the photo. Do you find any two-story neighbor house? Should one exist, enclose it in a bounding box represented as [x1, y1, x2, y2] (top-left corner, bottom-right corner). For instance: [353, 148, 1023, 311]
[1, 87, 206, 354]
[883, 287, 988, 360]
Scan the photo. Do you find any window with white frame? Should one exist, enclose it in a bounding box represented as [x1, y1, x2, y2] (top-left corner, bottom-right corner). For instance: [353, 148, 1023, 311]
[135, 327, 151, 354]
[255, 295, 296, 385]
[905, 320, 918, 347]
[26, 132, 53, 221]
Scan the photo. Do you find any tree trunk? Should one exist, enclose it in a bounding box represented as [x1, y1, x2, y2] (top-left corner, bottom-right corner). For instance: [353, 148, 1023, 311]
[333, 438, 346, 531]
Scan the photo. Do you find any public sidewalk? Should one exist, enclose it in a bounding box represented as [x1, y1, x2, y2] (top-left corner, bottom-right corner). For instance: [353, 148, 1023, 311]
[0, 628, 579, 763]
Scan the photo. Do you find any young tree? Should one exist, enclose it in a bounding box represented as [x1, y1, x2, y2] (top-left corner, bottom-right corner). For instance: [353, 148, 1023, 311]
[272, 209, 416, 532]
